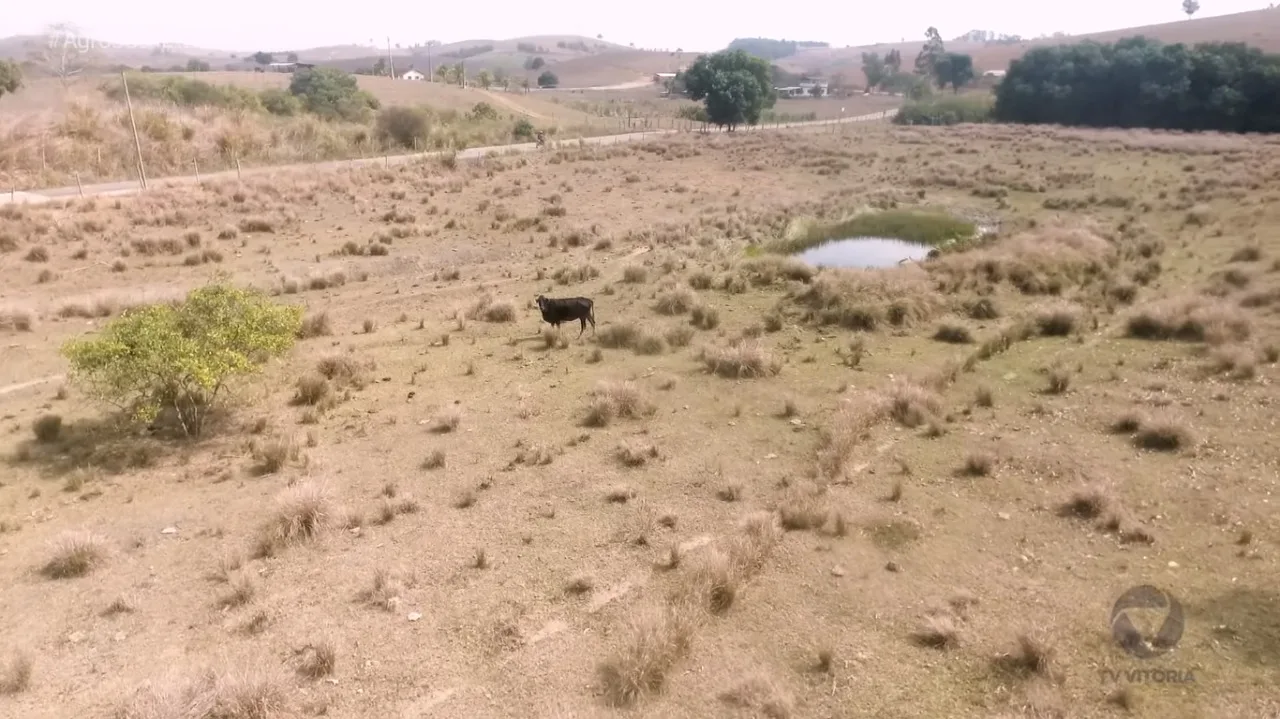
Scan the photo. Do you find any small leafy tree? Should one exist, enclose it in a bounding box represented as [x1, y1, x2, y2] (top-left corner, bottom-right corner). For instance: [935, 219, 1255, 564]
[914, 27, 946, 77]
[513, 118, 535, 139]
[61, 283, 303, 437]
[0, 60, 21, 99]
[376, 106, 430, 148]
[681, 49, 776, 131]
[252, 51, 274, 65]
[287, 52, 299, 62]
[186, 58, 210, 72]
[1182, 0, 1200, 17]
[537, 70, 559, 88]
[885, 49, 903, 74]
[289, 66, 378, 121]
[933, 52, 975, 92]
[476, 69, 493, 89]
[861, 52, 887, 90]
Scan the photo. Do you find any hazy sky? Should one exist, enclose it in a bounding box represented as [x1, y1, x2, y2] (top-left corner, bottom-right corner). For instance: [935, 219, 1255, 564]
[5, 0, 1271, 52]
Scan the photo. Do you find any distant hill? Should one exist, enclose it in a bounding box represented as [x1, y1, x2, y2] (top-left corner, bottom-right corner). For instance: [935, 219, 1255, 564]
[778, 7, 1280, 76]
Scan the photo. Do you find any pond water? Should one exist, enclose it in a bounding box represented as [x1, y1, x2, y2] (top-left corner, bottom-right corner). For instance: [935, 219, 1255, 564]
[793, 236, 934, 269]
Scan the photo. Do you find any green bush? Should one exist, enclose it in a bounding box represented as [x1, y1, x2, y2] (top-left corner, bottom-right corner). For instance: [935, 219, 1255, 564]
[260, 88, 303, 116]
[61, 283, 302, 436]
[105, 75, 263, 111]
[468, 102, 499, 121]
[512, 118, 535, 139]
[288, 67, 379, 122]
[376, 106, 431, 148]
[893, 94, 994, 126]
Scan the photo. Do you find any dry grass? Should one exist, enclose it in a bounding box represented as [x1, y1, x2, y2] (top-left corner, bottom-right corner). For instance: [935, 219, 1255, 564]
[596, 603, 696, 707]
[115, 665, 288, 719]
[254, 482, 331, 557]
[0, 651, 33, 694]
[40, 531, 107, 579]
[700, 339, 782, 378]
[583, 380, 655, 426]
[1125, 296, 1252, 344]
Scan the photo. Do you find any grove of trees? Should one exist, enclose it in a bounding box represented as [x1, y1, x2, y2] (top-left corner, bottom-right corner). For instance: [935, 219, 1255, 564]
[0, 59, 21, 98]
[682, 49, 776, 131]
[992, 36, 1280, 133]
[725, 37, 829, 60]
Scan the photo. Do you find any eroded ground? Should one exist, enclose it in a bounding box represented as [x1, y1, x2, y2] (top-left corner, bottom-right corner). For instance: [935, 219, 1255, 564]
[1, 123, 1279, 719]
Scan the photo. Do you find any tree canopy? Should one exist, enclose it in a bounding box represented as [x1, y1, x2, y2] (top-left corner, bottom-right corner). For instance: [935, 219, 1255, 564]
[288, 66, 379, 122]
[933, 52, 975, 92]
[992, 36, 1280, 133]
[682, 49, 777, 131]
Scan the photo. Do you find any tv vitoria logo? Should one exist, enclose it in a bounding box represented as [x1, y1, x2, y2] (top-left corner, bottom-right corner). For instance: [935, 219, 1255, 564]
[1101, 585, 1196, 685]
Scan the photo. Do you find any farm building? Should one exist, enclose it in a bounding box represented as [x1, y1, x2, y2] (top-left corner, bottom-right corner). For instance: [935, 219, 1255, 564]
[264, 62, 314, 73]
[775, 81, 828, 98]
[401, 69, 426, 81]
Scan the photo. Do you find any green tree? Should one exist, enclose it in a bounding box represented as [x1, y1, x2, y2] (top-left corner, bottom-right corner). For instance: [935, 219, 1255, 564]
[476, 69, 493, 89]
[885, 49, 903, 74]
[537, 70, 559, 88]
[0, 60, 22, 99]
[252, 51, 274, 65]
[287, 52, 299, 62]
[186, 58, 210, 72]
[933, 52, 975, 92]
[1182, 0, 1200, 17]
[288, 66, 379, 121]
[61, 283, 302, 437]
[861, 52, 887, 90]
[681, 49, 777, 131]
[914, 27, 946, 76]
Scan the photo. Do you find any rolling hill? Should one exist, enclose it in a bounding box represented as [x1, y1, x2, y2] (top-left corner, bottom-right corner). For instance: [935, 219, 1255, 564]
[778, 7, 1280, 76]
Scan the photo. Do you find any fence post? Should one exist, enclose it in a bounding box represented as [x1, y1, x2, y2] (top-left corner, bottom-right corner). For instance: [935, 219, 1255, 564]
[76, 172, 84, 197]
[193, 159, 200, 184]
[121, 71, 148, 190]
[236, 157, 242, 181]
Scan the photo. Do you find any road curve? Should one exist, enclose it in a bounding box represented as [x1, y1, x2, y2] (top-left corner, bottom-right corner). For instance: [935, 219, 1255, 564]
[2, 109, 898, 206]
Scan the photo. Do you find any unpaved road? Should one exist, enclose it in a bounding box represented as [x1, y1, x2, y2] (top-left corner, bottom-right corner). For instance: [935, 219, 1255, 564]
[1, 109, 898, 205]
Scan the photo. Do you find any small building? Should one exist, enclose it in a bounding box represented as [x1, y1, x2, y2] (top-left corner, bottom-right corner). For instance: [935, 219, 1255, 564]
[653, 72, 677, 84]
[775, 81, 828, 99]
[983, 70, 1006, 78]
[401, 69, 426, 81]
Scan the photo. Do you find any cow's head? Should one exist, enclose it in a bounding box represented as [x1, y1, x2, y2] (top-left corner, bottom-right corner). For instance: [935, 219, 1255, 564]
[535, 294, 548, 311]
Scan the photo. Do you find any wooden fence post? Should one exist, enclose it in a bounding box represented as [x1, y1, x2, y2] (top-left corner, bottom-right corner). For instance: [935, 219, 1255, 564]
[76, 172, 84, 197]
[121, 71, 148, 190]
[193, 159, 200, 184]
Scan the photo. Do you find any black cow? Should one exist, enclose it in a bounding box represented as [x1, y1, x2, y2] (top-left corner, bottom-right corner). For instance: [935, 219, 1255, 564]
[535, 294, 596, 337]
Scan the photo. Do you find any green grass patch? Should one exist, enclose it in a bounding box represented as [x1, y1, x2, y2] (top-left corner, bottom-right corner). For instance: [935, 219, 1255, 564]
[893, 94, 995, 126]
[771, 209, 978, 254]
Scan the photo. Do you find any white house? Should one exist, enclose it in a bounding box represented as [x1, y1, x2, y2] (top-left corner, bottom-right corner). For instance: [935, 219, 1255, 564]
[983, 70, 1006, 78]
[775, 81, 828, 99]
[401, 69, 425, 81]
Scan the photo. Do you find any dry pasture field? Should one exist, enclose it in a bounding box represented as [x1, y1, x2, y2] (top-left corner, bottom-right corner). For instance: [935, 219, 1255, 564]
[2, 121, 1280, 719]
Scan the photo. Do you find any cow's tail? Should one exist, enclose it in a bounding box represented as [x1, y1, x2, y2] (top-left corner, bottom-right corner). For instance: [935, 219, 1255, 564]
[588, 301, 597, 330]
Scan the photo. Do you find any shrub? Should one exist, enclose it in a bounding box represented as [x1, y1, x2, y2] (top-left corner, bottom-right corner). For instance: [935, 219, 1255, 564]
[893, 94, 994, 126]
[376, 106, 430, 149]
[61, 283, 302, 436]
[513, 118, 535, 139]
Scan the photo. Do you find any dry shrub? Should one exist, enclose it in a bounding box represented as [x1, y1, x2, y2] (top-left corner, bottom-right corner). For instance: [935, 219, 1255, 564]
[41, 531, 107, 579]
[564, 574, 595, 595]
[115, 665, 287, 719]
[664, 324, 695, 348]
[0, 651, 33, 694]
[1133, 418, 1194, 452]
[817, 389, 889, 475]
[422, 450, 446, 469]
[974, 385, 994, 407]
[255, 482, 331, 556]
[1125, 296, 1251, 344]
[1044, 365, 1071, 394]
[359, 568, 413, 611]
[931, 226, 1115, 296]
[596, 603, 696, 707]
[315, 354, 368, 389]
[292, 375, 331, 406]
[1210, 345, 1257, 380]
[690, 302, 720, 329]
[718, 671, 794, 719]
[583, 381, 654, 426]
[596, 322, 640, 349]
[633, 327, 668, 355]
[654, 287, 697, 315]
[913, 612, 960, 649]
[789, 264, 941, 330]
[0, 307, 36, 332]
[431, 407, 462, 433]
[250, 435, 300, 475]
[218, 571, 258, 608]
[616, 440, 659, 467]
[739, 255, 815, 286]
[932, 323, 974, 344]
[295, 641, 337, 679]
[1109, 411, 1144, 434]
[1058, 484, 1111, 519]
[701, 339, 781, 379]
[1034, 302, 1082, 337]
[882, 379, 941, 428]
[466, 293, 517, 322]
[962, 451, 997, 476]
[994, 629, 1061, 682]
[32, 414, 62, 442]
[297, 312, 332, 339]
[622, 265, 648, 283]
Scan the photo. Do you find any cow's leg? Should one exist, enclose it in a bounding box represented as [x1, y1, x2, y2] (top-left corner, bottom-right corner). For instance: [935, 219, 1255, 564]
[578, 317, 586, 337]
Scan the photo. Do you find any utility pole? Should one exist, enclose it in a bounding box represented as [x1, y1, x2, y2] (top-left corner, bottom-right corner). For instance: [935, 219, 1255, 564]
[427, 43, 433, 82]
[387, 37, 395, 78]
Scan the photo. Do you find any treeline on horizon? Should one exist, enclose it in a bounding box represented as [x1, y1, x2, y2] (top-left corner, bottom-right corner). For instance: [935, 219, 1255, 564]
[726, 37, 830, 60]
[991, 35, 1280, 133]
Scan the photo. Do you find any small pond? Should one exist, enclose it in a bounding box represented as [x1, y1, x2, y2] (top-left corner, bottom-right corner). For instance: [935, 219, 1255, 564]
[792, 236, 934, 269]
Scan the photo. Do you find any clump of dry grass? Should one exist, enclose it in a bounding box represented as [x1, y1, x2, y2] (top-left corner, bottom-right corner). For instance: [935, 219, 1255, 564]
[700, 339, 782, 379]
[0, 651, 33, 694]
[359, 567, 414, 611]
[0, 307, 36, 332]
[292, 374, 331, 406]
[1133, 418, 1195, 452]
[1044, 365, 1072, 394]
[295, 641, 337, 679]
[1210, 345, 1258, 380]
[115, 665, 288, 719]
[254, 482, 331, 557]
[315, 354, 368, 389]
[882, 379, 942, 428]
[583, 381, 655, 427]
[654, 287, 697, 315]
[297, 312, 332, 339]
[1034, 302, 1082, 336]
[250, 435, 301, 475]
[690, 302, 720, 330]
[993, 629, 1061, 682]
[1058, 484, 1111, 519]
[932, 323, 974, 344]
[789, 264, 941, 330]
[422, 450, 446, 469]
[564, 574, 595, 596]
[1125, 296, 1251, 344]
[431, 407, 462, 433]
[217, 571, 258, 608]
[718, 671, 794, 719]
[931, 226, 1115, 296]
[912, 612, 961, 649]
[622, 265, 648, 283]
[596, 603, 697, 707]
[1109, 411, 1145, 434]
[466, 293, 517, 322]
[596, 322, 640, 349]
[40, 531, 107, 579]
[616, 440, 660, 467]
[961, 451, 997, 476]
[32, 414, 62, 443]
